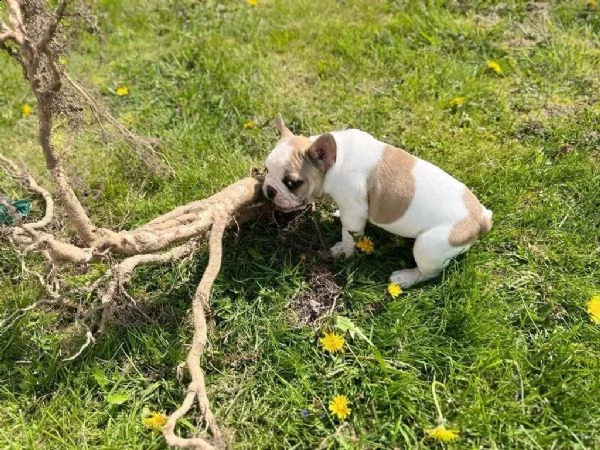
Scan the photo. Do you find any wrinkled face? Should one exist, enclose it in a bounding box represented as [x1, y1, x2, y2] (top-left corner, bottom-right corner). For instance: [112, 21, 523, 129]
[263, 135, 325, 212]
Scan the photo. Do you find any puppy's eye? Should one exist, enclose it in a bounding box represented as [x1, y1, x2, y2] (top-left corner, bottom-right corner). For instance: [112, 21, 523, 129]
[284, 178, 304, 190]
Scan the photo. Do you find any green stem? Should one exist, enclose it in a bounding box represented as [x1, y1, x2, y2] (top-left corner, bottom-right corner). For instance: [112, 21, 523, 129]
[431, 376, 446, 425]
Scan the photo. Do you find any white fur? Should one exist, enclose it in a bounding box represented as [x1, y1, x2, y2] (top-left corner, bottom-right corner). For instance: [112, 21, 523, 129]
[373, 159, 468, 237]
[319, 130, 490, 288]
[321, 130, 386, 257]
[264, 127, 492, 288]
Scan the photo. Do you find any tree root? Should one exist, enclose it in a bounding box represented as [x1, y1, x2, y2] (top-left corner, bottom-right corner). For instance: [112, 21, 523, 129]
[1, 154, 263, 450]
[163, 215, 227, 449]
[96, 238, 203, 334]
[0, 2, 270, 448]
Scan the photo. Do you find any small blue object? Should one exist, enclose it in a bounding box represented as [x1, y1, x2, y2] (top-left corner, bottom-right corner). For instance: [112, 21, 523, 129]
[0, 196, 31, 225]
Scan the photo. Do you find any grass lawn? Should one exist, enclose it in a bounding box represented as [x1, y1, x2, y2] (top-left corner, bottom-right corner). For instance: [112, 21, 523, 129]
[1, 0, 599, 448]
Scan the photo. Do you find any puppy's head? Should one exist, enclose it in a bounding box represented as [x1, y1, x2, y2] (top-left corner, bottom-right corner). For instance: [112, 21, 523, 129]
[263, 115, 336, 212]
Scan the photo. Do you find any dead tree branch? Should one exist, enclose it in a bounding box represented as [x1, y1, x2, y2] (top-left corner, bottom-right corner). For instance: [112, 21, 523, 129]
[0, 2, 269, 448]
[37, 0, 69, 52]
[2, 0, 97, 245]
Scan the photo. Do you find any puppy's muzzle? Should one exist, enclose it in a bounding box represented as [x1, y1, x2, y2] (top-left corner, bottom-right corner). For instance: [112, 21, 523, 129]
[265, 185, 277, 201]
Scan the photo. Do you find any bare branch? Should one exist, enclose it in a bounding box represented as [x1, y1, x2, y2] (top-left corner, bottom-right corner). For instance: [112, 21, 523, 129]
[0, 38, 23, 66]
[20, 259, 60, 300]
[37, 98, 97, 244]
[97, 238, 203, 333]
[0, 28, 15, 43]
[26, 232, 93, 264]
[64, 72, 173, 176]
[0, 153, 21, 174]
[21, 173, 54, 230]
[6, 0, 25, 45]
[0, 298, 65, 332]
[37, 0, 69, 52]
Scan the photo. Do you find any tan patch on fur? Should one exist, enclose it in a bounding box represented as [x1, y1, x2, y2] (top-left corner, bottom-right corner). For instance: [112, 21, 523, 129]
[284, 136, 314, 178]
[448, 189, 492, 247]
[367, 146, 416, 224]
[283, 136, 326, 203]
[287, 136, 313, 151]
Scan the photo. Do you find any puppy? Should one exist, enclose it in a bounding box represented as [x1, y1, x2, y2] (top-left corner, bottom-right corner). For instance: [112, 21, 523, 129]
[263, 115, 492, 288]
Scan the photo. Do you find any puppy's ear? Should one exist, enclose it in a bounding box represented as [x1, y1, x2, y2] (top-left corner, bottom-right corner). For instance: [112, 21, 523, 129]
[274, 114, 293, 139]
[307, 133, 337, 172]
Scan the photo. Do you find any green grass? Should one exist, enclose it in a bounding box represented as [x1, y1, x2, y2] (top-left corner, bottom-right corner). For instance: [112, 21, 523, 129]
[1, 0, 600, 448]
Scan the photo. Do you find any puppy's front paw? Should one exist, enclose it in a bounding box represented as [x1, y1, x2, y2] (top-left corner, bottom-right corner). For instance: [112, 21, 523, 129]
[389, 268, 422, 289]
[331, 241, 355, 258]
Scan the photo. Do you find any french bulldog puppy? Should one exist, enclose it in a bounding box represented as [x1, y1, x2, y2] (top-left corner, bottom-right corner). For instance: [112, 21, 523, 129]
[263, 115, 492, 288]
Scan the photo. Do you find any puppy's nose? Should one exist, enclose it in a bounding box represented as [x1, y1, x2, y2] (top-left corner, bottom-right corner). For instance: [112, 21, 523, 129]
[265, 185, 277, 201]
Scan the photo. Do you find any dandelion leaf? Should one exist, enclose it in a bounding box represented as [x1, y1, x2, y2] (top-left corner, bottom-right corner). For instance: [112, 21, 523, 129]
[335, 316, 374, 346]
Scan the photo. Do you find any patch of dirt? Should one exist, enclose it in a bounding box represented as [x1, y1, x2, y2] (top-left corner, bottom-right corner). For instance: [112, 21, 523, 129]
[516, 102, 583, 132]
[540, 103, 579, 119]
[218, 349, 261, 370]
[502, 1, 550, 48]
[515, 118, 548, 139]
[290, 267, 342, 327]
[473, 12, 502, 28]
[503, 36, 541, 48]
[266, 204, 343, 326]
[272, 205, 331, 262]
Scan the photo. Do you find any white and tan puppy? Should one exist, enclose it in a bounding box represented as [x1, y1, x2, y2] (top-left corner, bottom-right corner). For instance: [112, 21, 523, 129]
[263, 115, 492, 288]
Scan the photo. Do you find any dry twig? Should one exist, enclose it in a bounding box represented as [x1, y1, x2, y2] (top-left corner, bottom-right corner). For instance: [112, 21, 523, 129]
[63, 72, 173, 176]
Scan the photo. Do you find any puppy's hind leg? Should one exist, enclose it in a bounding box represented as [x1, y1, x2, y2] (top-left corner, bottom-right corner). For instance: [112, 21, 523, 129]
[389, 226, 471, 288]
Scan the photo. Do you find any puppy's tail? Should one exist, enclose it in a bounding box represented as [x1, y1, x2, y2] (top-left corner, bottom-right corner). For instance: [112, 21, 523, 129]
[480, 207, 493, 235]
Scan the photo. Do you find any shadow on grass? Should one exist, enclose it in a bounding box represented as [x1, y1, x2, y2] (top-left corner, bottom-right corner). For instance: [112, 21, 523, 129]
[0, 203, 471, 414]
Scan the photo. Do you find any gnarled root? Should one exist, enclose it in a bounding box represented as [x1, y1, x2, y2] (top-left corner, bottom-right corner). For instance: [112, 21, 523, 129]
[0, 2, 270, 449]
[163, 215, 227, 449]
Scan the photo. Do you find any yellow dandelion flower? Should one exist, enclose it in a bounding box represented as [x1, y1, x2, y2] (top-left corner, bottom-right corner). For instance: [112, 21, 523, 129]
[21, 103, 33, 117]
[426, 425, 460, 442]
[587, 295, 600, 324]
[451, 96, 465, 107]
[486, 60, 503, 74]
[320, 332, 345, 353]
[356, 236, 374, 254]
[143, 412, 167, 431]
[328, 395, 351, 420]
[587, 0, 596, 6]
[115, 85, 129, 96]
[243, 120, 255, 129]
[387, 283, 402, 298]
[247, 0, 257, 5]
